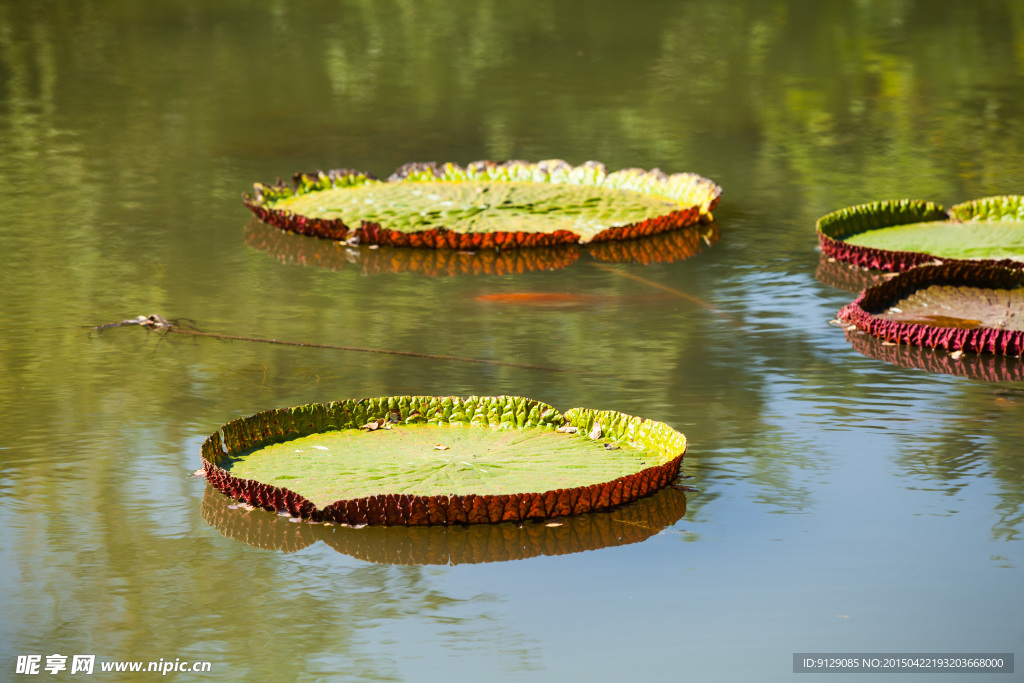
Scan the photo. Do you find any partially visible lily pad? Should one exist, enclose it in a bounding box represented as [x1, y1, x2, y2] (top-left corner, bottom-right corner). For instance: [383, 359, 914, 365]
[244, 160, 721, 248]
[874, 286, 1024, 331]
[837, 262, 1024, 356]
[202, 396, 687, 525]
[200, 485, 688, 564]
[817, 196, 1024, 271]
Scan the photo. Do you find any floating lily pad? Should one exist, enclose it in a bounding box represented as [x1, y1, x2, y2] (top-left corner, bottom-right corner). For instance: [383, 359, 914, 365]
[200, 485, 688, 564]
[844, 327, 1024, 382]
[837, 262, 1024, 355]
[245, 218, 717, 275]
[817, 196, 1024, 271]
[201, 396, 686, 525]
[244, 160, 721, 248]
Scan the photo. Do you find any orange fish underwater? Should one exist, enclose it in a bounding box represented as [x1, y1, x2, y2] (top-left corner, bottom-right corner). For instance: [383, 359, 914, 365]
[474, 292, 670, 306]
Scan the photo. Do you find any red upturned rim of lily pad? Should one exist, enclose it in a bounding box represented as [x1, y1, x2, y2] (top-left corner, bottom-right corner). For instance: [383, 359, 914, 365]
[816, 196, 1024, 272]
[836, 262, 1024, 356]
[243, 159, 721, 249]
[201, 395, 687, 526]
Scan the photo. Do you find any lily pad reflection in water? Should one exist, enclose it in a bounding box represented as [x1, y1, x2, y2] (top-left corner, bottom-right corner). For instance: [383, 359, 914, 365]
[243, 219, 580, 276]
[844, 328, 1024, 382]
[814, 254, 890, 294]
[201, 485, 689, 565]
[243, 218, 719, 276]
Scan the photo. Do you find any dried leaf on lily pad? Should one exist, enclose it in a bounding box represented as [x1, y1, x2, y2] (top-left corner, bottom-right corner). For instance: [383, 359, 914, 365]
[836, 262, 1024, 356]
[201, 396, 686, 525]
[244, 160, 721, 249]
[200, 485, 687, 564]
[817, 196, 1024, 272]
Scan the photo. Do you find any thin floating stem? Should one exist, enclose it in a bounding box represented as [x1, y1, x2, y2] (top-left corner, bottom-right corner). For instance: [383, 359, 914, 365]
[590, 262, 739, 327]
[92, 314, 594, 374]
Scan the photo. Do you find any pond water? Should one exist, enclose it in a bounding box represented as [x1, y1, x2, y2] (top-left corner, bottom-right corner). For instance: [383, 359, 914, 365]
[2, 1, 1023, 680]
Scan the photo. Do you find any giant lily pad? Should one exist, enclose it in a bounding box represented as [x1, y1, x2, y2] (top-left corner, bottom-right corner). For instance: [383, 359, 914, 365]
[817, 196, 1024, 271]
[244, 160, 721, 249]
[201, 485, 688, 564]
[201, 396, 686, 525]
[836, 262, 1024, 355]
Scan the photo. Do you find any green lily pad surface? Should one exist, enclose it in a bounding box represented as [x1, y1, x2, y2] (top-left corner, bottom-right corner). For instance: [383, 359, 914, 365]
[225, 424, 658, 507]
[202, 395, 687, 525]
[844, 220, 1024, 261]
[817, 195, 1024, 271]
[244, 160, 721, 248]
[272, 180, 680, 243]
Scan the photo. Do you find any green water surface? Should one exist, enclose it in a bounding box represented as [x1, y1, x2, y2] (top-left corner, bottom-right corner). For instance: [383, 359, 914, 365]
[3, 1, 1024, 681]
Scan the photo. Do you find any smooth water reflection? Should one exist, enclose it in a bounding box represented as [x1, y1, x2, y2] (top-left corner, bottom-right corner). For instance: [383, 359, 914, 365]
[200, 486, 689, 564]
[3, 0, 1024, 680]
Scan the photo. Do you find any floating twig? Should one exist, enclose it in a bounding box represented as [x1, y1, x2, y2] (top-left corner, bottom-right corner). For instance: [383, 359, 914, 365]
[93, 314, 175, 331]
[93, 314, 595, 374]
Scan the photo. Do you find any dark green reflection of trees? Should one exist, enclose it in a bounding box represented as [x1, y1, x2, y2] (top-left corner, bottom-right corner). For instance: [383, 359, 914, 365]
[651, 0, 1024, 242]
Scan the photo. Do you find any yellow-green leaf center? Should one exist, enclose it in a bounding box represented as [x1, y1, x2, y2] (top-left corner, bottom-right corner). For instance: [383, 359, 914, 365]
[224, 424, 662, 506]
[267, 180, 683, 242]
